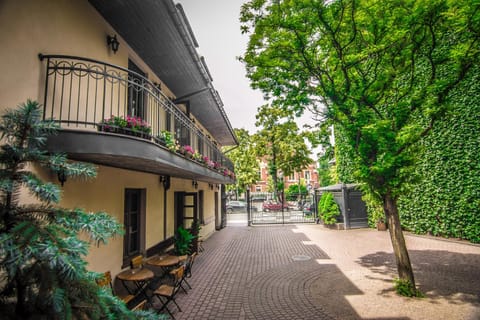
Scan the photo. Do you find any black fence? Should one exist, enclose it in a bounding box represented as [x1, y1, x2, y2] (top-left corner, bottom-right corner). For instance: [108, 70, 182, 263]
[246, 191, 317, 225]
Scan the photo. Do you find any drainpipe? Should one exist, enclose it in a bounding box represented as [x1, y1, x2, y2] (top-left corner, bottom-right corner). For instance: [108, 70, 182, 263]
[247, 188, 252, 226]
[341, 183, 349, 230]
[162, 176, 171, 239]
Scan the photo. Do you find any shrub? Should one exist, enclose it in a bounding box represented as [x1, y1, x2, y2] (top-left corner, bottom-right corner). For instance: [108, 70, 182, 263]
[393, 278, 424, 298]
[174, 226, 196, 255]
[318, 192, 340, 225]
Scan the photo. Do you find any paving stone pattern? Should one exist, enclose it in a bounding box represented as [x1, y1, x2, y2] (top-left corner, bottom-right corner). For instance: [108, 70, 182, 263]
[169, 224, 480, 320]
[174, 225, 335, 320]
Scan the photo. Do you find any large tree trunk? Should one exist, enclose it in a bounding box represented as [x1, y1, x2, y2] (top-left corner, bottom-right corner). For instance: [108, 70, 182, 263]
[383, 192, 416, 287]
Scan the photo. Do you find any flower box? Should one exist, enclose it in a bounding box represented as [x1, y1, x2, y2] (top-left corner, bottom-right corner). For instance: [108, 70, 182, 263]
[99, 115, 152, 140]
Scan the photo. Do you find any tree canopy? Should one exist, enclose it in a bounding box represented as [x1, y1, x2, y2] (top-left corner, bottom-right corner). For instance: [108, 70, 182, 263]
[240, 0, 479, 295]
[224, 128, 259, 193]
[254, 103, 312, 197]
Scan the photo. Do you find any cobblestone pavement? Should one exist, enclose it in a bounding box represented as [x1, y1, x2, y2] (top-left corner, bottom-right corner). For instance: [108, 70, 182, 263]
[169, 223, 480, 320]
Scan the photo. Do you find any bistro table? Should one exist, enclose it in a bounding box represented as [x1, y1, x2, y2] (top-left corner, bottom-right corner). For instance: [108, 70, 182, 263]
[116, 267, 154, 300]
[146, 254, 187, 276]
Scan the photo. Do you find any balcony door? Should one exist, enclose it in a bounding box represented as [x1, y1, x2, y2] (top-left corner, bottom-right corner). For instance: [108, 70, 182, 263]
[128, 60, 146, 119]
[175, 118, 190, 147]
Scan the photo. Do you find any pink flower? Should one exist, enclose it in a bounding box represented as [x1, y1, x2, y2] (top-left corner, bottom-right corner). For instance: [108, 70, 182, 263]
[183, 145, 195, 154]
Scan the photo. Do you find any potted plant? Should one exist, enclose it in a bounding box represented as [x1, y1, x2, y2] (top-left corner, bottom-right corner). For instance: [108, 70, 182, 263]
[179, 145, 195, 158]
[157, 130, 179, 152]
[99, 115, 151, 138]
[174, 226, 196, 255]
[376, 217, 387, 231]
[363, 191, 387, 231]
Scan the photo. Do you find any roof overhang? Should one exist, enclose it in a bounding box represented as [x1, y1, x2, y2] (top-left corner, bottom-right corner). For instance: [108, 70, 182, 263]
[89, 0, 237, 146]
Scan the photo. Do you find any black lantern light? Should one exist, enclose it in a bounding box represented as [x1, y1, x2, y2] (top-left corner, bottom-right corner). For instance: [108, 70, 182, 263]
[106, 34, 120, 54]
[159, 175, 170, 190]
[57, 169, 67, 187]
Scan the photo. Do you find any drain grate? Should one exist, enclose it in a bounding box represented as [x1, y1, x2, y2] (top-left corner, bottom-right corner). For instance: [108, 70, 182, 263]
[291, 255, 311, 261]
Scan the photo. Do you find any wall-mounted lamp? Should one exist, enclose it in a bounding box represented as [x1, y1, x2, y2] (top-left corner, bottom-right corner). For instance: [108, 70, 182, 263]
[106, 34, 120, 54]
[159, 175, 170, 190]
[208, 183, 214, 190]
[57, 170, 67, 187]
[216, 184, 220, 190]
[192, 180, 198, 189]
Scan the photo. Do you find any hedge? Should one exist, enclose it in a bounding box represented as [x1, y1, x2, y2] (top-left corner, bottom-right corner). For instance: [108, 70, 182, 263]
[398, 68, 480, 243]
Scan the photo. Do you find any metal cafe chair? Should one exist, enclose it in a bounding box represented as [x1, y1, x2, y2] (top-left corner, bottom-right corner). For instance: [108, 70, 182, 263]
[96, 271, 135, 305]
[153, 265, 185, 319]
[131, 299, 148, 311]
[181, 252, 198, 291]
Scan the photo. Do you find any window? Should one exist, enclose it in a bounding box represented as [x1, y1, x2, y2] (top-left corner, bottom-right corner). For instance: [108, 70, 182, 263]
[128, 60, 146, 119]
[304, 171, 311, 182]
[175, 192, 198, 231]
[175, 119, 190, 147]
[165, 111, 171, 131]
[123, 189, 146, 266]
[197, 134, 204, 155]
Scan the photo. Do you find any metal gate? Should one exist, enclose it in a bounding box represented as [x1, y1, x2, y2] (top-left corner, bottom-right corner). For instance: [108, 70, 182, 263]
[248, 192, 316, 225]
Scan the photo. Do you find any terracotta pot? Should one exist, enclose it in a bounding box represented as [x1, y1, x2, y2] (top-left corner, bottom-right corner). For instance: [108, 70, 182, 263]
[377, 221, 387, 231]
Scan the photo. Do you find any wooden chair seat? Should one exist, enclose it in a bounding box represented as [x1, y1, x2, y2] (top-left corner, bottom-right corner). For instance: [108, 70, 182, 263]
[97, 271, 134, 305]
[154, 284, 174, 296]
[121, 294, 135, 304]
[131, 299, 147, 311]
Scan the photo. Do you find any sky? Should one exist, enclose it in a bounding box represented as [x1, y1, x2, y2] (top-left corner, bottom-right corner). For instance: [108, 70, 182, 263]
[178, 0, 264, 134]
[178, 0, 321, 159]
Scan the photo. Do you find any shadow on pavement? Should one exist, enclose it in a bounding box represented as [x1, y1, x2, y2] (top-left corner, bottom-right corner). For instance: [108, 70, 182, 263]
[357, 250, 480, 305]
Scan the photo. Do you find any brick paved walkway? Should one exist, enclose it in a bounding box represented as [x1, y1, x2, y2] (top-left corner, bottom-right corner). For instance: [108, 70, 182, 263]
[168, 224, 480, 320]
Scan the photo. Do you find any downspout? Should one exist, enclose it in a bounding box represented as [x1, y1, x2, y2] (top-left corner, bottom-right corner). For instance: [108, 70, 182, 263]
[162, 176, 171, 239]
[341, 183, 349, 230]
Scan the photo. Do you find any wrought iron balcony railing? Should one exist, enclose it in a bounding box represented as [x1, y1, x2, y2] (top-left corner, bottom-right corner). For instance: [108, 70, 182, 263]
[38, 54, 234, 175]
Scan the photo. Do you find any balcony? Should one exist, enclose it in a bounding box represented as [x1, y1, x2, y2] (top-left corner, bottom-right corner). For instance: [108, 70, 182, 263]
[39, 54, 235, 183]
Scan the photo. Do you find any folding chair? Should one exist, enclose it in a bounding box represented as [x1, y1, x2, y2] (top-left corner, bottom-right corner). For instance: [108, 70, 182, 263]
[153, 265, 185, 319]
[130, 254, 144, 269]
[131, 299, 148, 311]
[181, 252, 197, 291]
[198, 238, 205, 252]
[96, 271, 134, 305]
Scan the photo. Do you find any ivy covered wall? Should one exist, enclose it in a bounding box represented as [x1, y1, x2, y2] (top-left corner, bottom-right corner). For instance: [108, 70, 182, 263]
[333, 68, 480, 242]
[398, 69, 480, 243]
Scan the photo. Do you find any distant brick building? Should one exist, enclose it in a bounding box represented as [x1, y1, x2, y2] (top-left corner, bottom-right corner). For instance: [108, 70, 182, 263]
[249, 158, 319, 193]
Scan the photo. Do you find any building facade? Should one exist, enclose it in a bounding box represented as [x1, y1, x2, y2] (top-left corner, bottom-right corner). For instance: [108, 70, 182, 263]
[0, 0, 237, 277]
[249, 158, 319, 193]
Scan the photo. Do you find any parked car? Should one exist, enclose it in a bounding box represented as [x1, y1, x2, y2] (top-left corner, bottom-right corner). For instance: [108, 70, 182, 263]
[226, 200, 246, 213]
[302, 203, 316, 216]
[251, 195, 267, 202]
[226, 201, 257, 213]
[262, 201, 289, 212]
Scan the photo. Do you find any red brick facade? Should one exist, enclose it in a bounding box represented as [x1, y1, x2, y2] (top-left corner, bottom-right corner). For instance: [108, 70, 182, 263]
[249, 158, 319, 193]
